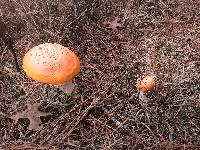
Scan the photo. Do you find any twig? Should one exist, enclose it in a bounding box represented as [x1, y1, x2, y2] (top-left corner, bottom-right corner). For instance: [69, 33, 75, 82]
[2, 34, 21, 73]
[0, 20, 21, 72]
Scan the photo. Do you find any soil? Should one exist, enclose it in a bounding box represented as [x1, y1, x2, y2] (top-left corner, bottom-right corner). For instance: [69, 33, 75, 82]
[0, 0, 200, 149]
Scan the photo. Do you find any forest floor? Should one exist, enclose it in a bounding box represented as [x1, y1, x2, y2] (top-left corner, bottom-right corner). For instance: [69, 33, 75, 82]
[0, 0, 200, 149]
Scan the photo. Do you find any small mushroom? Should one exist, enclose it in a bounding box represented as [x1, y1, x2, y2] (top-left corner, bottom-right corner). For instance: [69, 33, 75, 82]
[136, 75, 156, 107]
[23, 43, 80, 94]
[136, 75, 155, 92]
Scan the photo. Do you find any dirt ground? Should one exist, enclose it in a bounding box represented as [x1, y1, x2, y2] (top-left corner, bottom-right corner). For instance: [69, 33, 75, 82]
[0, 0, 200, 149]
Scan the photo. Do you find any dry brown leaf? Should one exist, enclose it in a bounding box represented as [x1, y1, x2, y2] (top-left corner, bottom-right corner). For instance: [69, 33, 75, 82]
[11, 103, 51, 131]
[105, 17, 123, 30]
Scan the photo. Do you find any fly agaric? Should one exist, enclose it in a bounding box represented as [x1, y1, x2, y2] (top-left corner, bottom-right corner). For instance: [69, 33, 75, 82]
[136, 75, 156, 106]
[136, 75, 155, 92]
[23, 43, 80, 94]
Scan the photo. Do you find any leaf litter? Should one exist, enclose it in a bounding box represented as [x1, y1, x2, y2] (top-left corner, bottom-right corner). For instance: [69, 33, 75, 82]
[104, 17, 124, 30]
[11, 103, 51, 131]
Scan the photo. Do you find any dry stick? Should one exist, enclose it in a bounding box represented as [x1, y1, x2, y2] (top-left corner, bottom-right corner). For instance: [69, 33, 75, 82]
[64, 99, 99, 137]
[96, 94, 138, 135]
[48, 70, 130, 143]
[39, 89, 104, 143]
[48, 86, 111, 145]
[14, 0, 39, 32]
[0, 20, 21, 72]
[59, 7, 89, 42]
[49, 98, 100, 145]
[38, 89, 103, 144]
[39, 101, 85, 140]
[2, 34, 21, 73]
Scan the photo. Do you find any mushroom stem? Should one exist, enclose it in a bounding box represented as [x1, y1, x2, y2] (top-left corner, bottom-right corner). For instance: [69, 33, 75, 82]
[55, 80, 75, 94]
[138, 91, 148, 107]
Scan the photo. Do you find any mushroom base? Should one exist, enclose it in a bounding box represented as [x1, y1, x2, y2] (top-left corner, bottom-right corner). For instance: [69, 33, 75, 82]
[138, 91, 148, 107]
[55, 80, 75, 94]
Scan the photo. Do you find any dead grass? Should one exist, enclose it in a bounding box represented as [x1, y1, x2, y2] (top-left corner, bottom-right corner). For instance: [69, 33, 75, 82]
[0, 0, 200, 149]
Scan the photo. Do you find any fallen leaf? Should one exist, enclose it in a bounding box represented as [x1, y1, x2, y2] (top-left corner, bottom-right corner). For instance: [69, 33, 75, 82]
[105, 17, 123, 30]
[11, 103, 51, 131]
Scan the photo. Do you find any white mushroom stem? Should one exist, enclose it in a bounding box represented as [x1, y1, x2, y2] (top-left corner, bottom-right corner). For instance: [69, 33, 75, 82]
[138, 91, 148, 107]
[55, 80, 75, 94]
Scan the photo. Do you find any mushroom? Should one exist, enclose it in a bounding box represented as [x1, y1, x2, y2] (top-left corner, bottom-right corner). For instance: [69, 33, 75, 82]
[136, 75, 156, 106]
[23, 43, 80, 94]
[136, 75, 155, 92]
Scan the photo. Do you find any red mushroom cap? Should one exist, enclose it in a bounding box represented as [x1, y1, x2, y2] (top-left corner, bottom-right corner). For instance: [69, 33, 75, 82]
[23, 43, 80, 84]
[136, 75, 156, 92]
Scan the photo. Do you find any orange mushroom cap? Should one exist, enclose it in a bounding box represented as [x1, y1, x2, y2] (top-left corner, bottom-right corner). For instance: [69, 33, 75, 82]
[23, 43, 80, 85]
[136, 75, 155, 92]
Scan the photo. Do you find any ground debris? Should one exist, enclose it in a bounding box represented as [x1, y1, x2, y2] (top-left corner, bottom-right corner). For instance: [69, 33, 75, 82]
[0, 112, 6, 117]
[104, 17, 123, 30]
[11, 103, 51, 131]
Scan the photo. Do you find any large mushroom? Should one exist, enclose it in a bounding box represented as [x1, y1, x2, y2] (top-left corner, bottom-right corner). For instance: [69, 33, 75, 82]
[23, 43, 80, 94]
